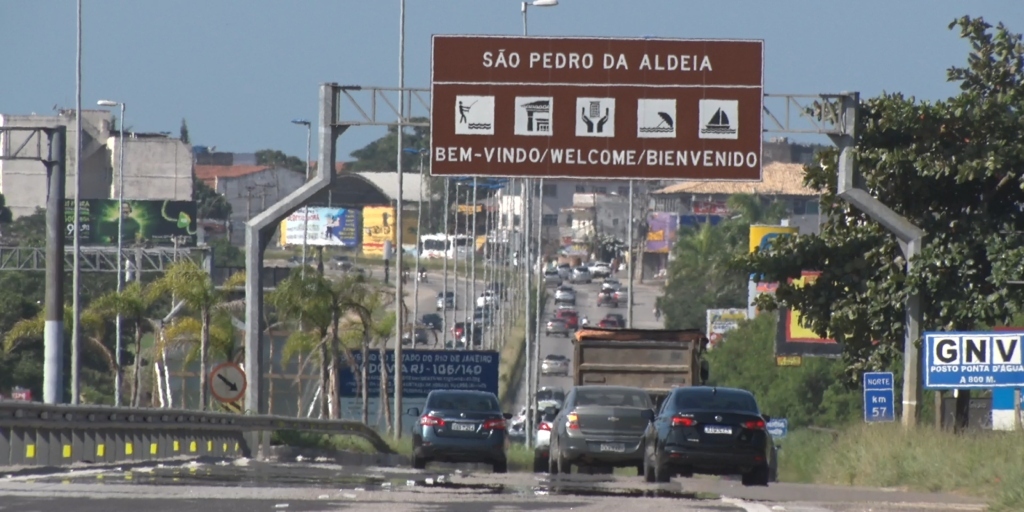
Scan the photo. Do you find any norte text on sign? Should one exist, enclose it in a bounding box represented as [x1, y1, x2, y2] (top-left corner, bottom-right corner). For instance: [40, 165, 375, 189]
[430, 36, 763, 181]
[924, 331, 1024, 389]
[863, 371, 895, 423]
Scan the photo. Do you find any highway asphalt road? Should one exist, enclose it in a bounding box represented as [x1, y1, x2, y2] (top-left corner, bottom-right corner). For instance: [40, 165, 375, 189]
[0, 459, 987, 512]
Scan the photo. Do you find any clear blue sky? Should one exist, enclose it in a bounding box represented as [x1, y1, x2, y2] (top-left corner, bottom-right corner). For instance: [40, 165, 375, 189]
[2, 1, 1021, 163]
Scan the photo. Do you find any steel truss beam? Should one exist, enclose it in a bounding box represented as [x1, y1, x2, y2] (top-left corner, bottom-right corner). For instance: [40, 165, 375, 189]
[0, 246, 196, 273]
[0, 127, 51, 161]
[763, 93, 849, 135]
[335, 86, 430, 127]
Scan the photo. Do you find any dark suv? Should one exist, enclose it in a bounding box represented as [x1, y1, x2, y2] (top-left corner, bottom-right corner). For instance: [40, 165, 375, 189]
[409, 390, 512, 472]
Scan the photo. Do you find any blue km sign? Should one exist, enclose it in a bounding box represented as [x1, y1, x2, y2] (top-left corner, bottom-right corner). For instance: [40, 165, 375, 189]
[863, 371, 895, 423]
[766, 418, 788, 439]
[339, 349, 500, 398]
[924, 331, 1024, 389]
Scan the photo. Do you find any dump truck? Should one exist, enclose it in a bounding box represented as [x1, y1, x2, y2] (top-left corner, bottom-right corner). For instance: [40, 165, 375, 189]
[571, 327, 710, 407]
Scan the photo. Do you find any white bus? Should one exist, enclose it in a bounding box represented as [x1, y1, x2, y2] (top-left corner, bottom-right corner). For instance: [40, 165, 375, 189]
[419, 233, 473, 259]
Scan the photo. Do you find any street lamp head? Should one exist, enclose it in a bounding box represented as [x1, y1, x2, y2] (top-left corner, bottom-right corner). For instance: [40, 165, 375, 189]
[97, 100, 119, 107]
[532, 0, 558, 6]
[291, 119, 311, 126]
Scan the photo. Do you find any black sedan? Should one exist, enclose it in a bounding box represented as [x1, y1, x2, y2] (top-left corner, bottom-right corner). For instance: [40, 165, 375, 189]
[547, 385, 654, 474]
[642, 386, 775, 486]
[408, 390, 513, 473]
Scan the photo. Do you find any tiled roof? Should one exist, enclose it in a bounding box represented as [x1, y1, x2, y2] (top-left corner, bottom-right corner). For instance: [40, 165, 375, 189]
[194, 165, 272, 184]
[652, 162, 818, 197]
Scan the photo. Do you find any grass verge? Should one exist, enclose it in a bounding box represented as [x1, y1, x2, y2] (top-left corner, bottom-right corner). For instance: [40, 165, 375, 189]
[271, 430, 378, 453]
[779, 423, 1024, 511]
[498, 318, 527, 410]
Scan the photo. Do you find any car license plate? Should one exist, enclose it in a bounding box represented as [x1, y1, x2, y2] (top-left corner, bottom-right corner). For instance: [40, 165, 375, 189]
[451, 422, 477, 432]
[599, 443, 625, 452]
[704, 425, 732, 435]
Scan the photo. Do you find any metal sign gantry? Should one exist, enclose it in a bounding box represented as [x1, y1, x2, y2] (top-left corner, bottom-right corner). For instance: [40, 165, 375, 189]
[0, 246, 194, 272]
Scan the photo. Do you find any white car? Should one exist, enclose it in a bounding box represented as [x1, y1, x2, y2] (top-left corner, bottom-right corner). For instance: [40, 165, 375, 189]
[601, 279, 622, 292]
[589, 261, 612, 278]
[570, 266, 592, 284]
[532, 407, 560, 472]
[556, 263, 572, 279]
[543, 268, 562, 287]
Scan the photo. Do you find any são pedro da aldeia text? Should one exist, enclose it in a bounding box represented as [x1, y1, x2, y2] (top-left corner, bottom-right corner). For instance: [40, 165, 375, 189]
[482, 50, 713, 72]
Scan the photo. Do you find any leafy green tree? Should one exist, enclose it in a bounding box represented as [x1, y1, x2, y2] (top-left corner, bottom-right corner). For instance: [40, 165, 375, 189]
[4, 208, 45, 246]
[706, 314, 861, 428]
[661, 221, 747, 330]
[256, 149, 306, 175]
[151, 260, 244, 410]
[86, 281, 162, 407]
[346, 119, 430, 172]
[193, 178, 232, 220]
[738, 17, 1024, 425]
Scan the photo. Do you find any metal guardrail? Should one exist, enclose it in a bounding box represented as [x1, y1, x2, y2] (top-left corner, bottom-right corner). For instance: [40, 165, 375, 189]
[0, 402, 393, 467]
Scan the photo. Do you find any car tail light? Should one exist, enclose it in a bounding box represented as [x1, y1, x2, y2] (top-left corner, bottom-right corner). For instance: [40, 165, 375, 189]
[671, 416, 696, 427]
[744, 419, 766, 430]
[420, 415, 445, 427]
[483, 418, 506, 430]
[566, 413, 580, 430]
[538, 422, 551, 431]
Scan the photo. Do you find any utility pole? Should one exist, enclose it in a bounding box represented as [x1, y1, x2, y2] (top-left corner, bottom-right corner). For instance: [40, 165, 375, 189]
[627, 179, 634, 327]
[442, 177, 450, 344]
[44, 128, 67, 405]
[393, 0, 407, 438]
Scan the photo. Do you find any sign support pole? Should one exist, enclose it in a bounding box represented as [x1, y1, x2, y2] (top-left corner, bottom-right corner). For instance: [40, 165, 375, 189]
[1015, 389, 1022, 432]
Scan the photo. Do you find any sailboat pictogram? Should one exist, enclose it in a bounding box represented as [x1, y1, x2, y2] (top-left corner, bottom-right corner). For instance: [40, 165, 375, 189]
[701, 108, 736, 136]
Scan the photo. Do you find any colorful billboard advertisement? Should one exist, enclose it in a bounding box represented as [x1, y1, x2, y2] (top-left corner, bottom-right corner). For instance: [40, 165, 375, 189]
[706, 308, 748, 348]
[645, 212, 678, 253]
[362, 205, 395, 257]
[65, 199, 198, 246]
[279, 207, 360, 247]
[747, 225, 799, 317]
[775, 271, 842, 357]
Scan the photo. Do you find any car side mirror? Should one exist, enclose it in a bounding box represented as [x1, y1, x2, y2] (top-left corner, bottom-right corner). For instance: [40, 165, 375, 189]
[641, 409, 655, 422]
[503, 412, 513, 420]
[762, 414, 772, 422]
[407, 407, 421, 417]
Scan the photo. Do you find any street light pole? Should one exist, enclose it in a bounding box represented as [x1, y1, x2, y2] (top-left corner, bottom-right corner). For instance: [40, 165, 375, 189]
[98, 99, 126, 406]
[292, 119, 312, 278]
[405, 148, 426, 342]
[394, 0, 407, 438]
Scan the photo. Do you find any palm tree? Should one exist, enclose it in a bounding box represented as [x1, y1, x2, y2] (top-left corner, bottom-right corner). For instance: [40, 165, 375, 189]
[87, 281, 162, 407]
[150, 260, 245, 411]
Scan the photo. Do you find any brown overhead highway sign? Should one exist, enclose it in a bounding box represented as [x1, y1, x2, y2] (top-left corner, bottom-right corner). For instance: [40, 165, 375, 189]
[430, 35, 763, 181]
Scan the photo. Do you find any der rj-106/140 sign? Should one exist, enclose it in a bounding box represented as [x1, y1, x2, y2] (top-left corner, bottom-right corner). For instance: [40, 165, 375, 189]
[430, 35, 764, 181]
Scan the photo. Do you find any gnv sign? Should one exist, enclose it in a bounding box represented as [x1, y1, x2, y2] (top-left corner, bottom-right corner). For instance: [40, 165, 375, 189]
[924, 331, 1024, 389]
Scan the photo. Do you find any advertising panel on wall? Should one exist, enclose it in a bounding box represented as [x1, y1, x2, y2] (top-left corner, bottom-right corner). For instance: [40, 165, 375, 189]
[279, 207, 360, 247]
[361, 205, 395, 257]
[65, 199, 198, 246]
[747, 225, 798, 317]
[706, 308, 748, 348]
[774, 271, 842, 357]
[645, 212, 678, 253]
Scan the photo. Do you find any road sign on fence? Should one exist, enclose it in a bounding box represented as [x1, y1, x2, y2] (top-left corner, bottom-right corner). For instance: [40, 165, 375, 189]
[766, 418, 788, 438]
[924, 331, 1024, 389]
[863, 371, 895, 422]
[339, 349, 500, 398]
[209, 362, 247, 404]
[430, 35, 764, 180]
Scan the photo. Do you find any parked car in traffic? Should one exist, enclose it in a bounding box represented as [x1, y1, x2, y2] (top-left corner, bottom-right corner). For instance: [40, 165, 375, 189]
[554, 285, 577, 305]
[613, 287, 630, 304]
[556, 263, 572, 279]
[589, 261, 612, 278]
[409, 390, 513, 473]
[570, 266, 593, 284]
[555, 309, 579, 330]
[547, 385, 655, 474]
[436, 291, 455, 311]
[543, 268, 562, 287]
[402, 326, 434, 346]
[545, 318, 570, 337]
[541, 354, 570, 376]
[533, 407, 560, 472]
[597, 289, 619, 308]
[421, 313, 443, 331]
[642, 386, 775, 486]
[598, 313, 626, 328]
[477, 290, 499, 309]
[601, 279, 622, 292]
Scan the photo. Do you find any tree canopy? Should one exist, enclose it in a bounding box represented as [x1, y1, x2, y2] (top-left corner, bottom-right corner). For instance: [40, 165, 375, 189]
[346, 119, 430, 172]
[739, 17, 1024, 376]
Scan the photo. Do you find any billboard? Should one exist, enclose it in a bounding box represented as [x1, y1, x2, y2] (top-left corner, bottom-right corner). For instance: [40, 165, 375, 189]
[706, 308, 748, 348]
[430, 36, 764, 180]
[361, 206, 418, 257]
[66, 199, 197, 246]
[747, 225, 799, 317]
[775, 271, 842, 357]
[645, 212, 679, 253]
[279, 207, 360, 247]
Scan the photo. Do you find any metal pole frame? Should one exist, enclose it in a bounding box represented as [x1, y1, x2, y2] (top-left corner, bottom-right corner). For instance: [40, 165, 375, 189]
[394, 0, 407, 438]
[115, 103, 126, 407]
[301, 121, 311, 278]
[70, 0, 82, 405]
[471, 177, 478, 347]
[412, 151, 424, 344]
[442, 177, 450, 346]
[626, 179, 634, 328]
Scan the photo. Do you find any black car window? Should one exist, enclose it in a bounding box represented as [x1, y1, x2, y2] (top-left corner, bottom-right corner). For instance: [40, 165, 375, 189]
[576, 388, 651, 408]
[536, 389, 566, 402]
[672, 388, 759, 413]
[426, 392, 499, 412]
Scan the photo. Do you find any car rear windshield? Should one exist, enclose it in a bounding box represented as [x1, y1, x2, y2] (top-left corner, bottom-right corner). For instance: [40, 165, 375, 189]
[672, 389, 759, 413]
[536, 389, 566, 402]
[576, 388, 651, 408]
[426, 392, 499, 412]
